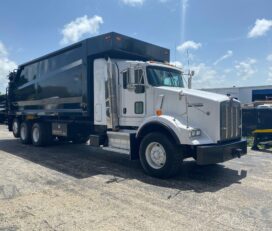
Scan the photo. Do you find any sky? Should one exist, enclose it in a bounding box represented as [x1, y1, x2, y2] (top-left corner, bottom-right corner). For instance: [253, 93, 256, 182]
[0, 0, 272, 92]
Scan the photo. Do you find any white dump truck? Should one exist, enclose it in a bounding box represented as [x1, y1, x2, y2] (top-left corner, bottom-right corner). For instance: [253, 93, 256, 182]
[7, 32, 247, 178]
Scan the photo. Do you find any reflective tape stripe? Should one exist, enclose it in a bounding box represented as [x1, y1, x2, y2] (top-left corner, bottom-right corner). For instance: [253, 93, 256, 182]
[253, 129, 272, 133]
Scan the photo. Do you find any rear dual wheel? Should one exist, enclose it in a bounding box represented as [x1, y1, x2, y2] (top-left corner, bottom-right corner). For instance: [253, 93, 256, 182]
[20, 122, 32, 144]
[12, 119, 20, 138]
[19, 121, 51, 146]
[31, 123, 51, 146]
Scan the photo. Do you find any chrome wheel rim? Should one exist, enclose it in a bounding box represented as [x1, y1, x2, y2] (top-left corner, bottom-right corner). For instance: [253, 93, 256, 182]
[20, 125, 27, 140]
[13, 121, 18, 134]
[145, 142, 166, 169]
[32, 127, 40, 143]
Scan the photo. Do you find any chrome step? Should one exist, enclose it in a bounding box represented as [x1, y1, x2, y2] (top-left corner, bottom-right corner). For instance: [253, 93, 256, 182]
[102, 147, 130, 155]
[106, 130, 136, 153]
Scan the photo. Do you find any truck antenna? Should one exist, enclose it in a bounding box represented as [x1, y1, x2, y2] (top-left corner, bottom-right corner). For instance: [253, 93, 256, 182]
[186, 49, 194, 89]
[186, 49, 190, 74]
[174, 41, 177, 65]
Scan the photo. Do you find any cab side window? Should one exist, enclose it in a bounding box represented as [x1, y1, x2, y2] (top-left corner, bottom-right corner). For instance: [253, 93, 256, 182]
[134, 69, 145, 94]
[123, 70, 129, 89]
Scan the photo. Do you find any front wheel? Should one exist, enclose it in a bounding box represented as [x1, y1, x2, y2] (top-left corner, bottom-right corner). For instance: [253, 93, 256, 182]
[139, 132, 182, 178]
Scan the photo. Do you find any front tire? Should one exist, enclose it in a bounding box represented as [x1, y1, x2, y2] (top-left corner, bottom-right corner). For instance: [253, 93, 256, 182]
[12, 119, 20, 138]
[20, 122, 32, 144]
[139, 132, 182, 178]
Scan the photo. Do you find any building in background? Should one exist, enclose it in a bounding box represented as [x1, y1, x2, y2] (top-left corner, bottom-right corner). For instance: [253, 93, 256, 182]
[202, 85, 272, 105]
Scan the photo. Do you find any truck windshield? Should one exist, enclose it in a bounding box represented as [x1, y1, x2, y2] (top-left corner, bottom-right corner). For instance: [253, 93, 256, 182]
[147, 66, 184, 88]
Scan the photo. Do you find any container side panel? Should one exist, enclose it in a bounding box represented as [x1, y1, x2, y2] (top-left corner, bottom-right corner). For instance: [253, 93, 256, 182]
[10, 46, 85, 116]
[112, 33, 170, 62]
[86, 32, 170, 62]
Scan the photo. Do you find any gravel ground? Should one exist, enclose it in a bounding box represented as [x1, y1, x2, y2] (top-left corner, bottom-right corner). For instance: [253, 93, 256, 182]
[0, 125, 271, 231]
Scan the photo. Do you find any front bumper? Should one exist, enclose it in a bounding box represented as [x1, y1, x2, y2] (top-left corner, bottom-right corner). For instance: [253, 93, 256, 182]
[196, 139, 247, 165]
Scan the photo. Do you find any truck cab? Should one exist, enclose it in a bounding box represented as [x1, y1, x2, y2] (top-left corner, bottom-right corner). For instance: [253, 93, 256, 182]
[93, 58, 247, 178]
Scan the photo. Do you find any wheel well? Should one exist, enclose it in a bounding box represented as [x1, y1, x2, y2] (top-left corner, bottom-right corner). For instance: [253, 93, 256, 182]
[137, 122, 180, 145]
[131, 122, 181, 161]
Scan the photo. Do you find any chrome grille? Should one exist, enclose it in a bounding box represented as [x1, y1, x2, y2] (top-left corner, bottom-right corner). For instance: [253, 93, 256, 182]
[220, 100, 241, 141]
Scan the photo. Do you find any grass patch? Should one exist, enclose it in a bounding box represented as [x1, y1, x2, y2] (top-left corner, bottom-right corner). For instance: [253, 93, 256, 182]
[246, 136, 272, 150]
[246, 136, 254, 147]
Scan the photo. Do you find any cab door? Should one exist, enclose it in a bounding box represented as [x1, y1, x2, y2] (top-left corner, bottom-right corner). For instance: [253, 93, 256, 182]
[119, 67, 146, 126]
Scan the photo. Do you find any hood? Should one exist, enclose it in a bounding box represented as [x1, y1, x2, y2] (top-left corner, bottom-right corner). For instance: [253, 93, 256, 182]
[152, 86, 230, 143]
[155, 86, 230, 103]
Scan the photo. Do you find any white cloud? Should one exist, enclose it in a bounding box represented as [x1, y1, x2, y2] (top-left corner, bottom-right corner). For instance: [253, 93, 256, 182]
[60, 15, 103, 45]
[267, 53, 272, 62]
[223, 68, 232, 74]
[177, 40, 202, 52]
[213, 50, 233, 65]
[0, 41, 17, 93]
[121, 0, 145, 6]
[248, 19, 272, 38]
[269, 67, 272, 77]
[265, 54, 272, 82]
[267, 67, 272, 82]
[193, 63, 217, 81]
[190, 63, 226, 89]
[235, 58, 257, 80]
[0, 41, 8, 57]
[170, 61, 183, 68]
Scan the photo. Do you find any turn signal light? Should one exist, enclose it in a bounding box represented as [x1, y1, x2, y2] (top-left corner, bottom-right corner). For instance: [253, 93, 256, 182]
[156, 109, 162, 116]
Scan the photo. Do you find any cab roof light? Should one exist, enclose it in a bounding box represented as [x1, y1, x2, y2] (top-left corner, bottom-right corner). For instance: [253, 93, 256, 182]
[116, 36, 122, 41]
[148, 60, 176, 67]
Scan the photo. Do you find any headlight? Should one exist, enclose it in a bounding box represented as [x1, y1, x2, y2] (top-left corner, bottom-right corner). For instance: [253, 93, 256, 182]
[190, 129, 201, 137]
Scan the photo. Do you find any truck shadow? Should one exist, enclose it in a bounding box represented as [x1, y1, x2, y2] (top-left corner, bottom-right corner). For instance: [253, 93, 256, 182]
[0, 139, 247, 193]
